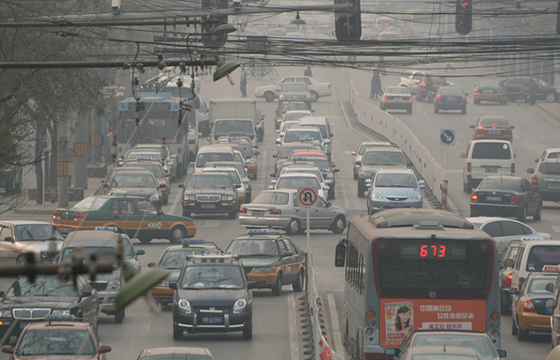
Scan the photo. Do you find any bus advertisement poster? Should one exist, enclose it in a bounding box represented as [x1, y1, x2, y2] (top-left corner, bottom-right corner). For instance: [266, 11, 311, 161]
[380, 299, 487, 347]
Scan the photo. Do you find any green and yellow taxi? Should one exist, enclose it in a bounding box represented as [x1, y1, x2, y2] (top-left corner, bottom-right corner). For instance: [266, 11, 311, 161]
[147, 239, 222, 305]
[52, 194, 197, 244]
[224, 229, 306, 296]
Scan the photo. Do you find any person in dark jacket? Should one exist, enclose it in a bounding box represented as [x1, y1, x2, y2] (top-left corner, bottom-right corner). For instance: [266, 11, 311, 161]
[304, 66, 313, 77]
[369, 70, 383, 99]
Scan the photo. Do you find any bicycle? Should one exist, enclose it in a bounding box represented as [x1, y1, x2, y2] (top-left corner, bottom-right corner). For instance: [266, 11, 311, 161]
[248, 66, 277, 80]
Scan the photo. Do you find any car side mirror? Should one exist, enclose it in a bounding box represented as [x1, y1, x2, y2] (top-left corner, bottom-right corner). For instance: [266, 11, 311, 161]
[355, 160, 361, 166]
[235, 184, 242, 189]
[275, 139, 281, 145]
[169, 282, 177, 290]
[136, 249, 145, 256]
[527, 168, 535, 174]
[99, 345, 112, 354]
[147, 262, 156, 267]
[419, 180, 426, 189]
[1, 345, 14, 354]
[82, 289, 93, 297]
[351, 151, 357, 155]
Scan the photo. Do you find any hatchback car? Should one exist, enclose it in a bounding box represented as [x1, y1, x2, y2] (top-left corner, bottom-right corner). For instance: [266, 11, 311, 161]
[434, 85, 468, 114]
[473, 78, 508, 104]
[511, 271, 556, 341]
[470, 176, 542, 221]
[171, 254, 253, 340]
[366, 169, 424, 214]
[1, 316, 111, 360]
[239, 189, 347, 234]
[225, 230, 307, 296]
[356, 147, 409, 197]
[470, 116, 514, 142]
[0, 220, 63, 263]
[379, 86, 413, 113]
[527, 158, 560, 202]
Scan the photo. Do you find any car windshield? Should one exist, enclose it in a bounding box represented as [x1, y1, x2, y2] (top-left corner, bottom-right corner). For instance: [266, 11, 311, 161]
[205, 169, 240, 185]
[282, 121, 300, 133]
[277, 176, 320, 189]
[71, 197, 109, 212]
[413, 334, 496, 360]
[233, 142, 254, 158]
[440, 87, 463, 95]
[227, 239, 279, 256]
[480, 118, 508, 126]
[283, 111, 310, 121]
[15, 224, 64, 241]
[181, 264, 244, 289]
[141, 356, 212, 360]
[125, 164, 163, 178]
[528, 277, 556, 294]
[538, 162, 560, 175]
[284, 131, 322, 143]
[478, 177, 520, 191]
[281, 83, 308, 92]
[7, 276, 79, 298]
[160, 251, 188, 269]
[375, 173, 417, 188]
[526, 246, 560, 271]
[478, 79, 500, 87]
[362, 151, 405, 166]
[112, 173, 156, 188]
[15, 329, 95, 356]
[252, 191, 290, 205]
[60, 246, 118, 266]
[186, 174, 232, 189]
[196, 152, 234, 167]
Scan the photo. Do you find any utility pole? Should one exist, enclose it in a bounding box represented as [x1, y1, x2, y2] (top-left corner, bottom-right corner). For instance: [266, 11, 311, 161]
[57, 115, 70, 207]
[73, 114, 88, 192]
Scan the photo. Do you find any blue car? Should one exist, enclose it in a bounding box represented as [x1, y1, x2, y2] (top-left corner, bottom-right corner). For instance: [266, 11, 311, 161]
[366, 168, 425, 215]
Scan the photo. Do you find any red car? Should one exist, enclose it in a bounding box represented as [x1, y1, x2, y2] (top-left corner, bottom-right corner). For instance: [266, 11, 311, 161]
[470, 116, 514, 142]
[416, 75, 449, 101]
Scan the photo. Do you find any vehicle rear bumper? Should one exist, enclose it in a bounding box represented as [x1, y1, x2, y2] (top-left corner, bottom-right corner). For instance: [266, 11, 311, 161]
[470, 203, 520, 217]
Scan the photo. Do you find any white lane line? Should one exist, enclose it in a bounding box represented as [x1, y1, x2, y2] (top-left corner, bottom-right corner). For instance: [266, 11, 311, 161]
[328, 292, 344, 356]
[288, 294, 300, 360]
[203, 221, 221, 228]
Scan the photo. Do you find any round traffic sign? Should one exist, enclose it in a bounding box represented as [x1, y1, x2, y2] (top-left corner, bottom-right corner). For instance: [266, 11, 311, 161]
[298, 187, 318, 206]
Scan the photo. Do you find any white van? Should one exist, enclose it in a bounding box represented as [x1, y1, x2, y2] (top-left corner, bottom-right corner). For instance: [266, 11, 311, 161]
[194, 144, 237, 173]
[212, 118, 257, 147]
[508, 239, 560, 291]
[299, 116, 333, 151]
[461, 140, 515, 192]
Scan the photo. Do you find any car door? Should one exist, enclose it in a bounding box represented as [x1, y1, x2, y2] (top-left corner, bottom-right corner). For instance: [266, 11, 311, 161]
[279, 238, 300, 283]
[0, 225, 16, 262]
[309, 198, 335, 228]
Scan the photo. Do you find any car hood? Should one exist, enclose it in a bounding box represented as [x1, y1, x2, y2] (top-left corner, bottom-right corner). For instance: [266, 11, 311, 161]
[0, 297, 78, 308]
[238, 256, 281, 268]
[186, 188, 235, 195]
[373, 187, 420, 197]
[20, 241, 63, 252]
[110, 187, 156, 198]
[14, 355, 101, 360]
[177, 288, 247, 304]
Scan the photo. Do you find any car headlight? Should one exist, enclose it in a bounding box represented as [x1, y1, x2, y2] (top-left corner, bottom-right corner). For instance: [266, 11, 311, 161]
[223, 195, 234, 201]
[0, 310, 12, 318]
[184, 194, 196, 201]
[254, 267, 273, 273]
[411, 194, 422, 201]
[371, 193, 384, 200]
[361, 171, 371, 178]
[178, 299, 191, 313]
[107, 278, 122, 290]
[149, 193, 160, 202]
[279, 95, 286, 100]
[233, 298, 247, 314]
[157, 280, 170, 287]
[51, 309, 71, 316]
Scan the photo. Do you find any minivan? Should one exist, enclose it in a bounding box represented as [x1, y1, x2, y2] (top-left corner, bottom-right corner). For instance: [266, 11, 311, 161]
[194, 144, 236, 173]
[299, 116, 333, 151]
[461, 140, 515, 192]
[507, 239, 560, 291]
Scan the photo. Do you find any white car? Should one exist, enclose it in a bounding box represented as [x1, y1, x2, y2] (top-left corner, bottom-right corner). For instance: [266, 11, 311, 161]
[269, 172, 330, 201]
[398, 70, 428, 95]
[466, 216, 551, 256]
[254, 76, 332, 102]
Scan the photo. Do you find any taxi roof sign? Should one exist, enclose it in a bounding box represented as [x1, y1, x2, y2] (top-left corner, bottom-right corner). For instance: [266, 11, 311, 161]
[248, 229, 269, 235]
[543, 265, 560, 272]
[182, 239, 204, 245]
[521, 236, 545, 241]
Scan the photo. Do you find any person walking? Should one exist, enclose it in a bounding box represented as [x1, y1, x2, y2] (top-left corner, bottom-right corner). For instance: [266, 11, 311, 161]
[369, 70, 382, 100]
[240, 68, 247, 97]
[304, 66, 313, 77]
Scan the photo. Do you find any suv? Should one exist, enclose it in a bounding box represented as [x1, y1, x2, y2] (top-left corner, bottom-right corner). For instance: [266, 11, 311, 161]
[180, 172, 239, 218]
[498, 241, 522, 314]
[356, 147, 409, 197]
[527, 158, 560, 201]
[170, 254, 254, 340]
[461, 140, 515, 193]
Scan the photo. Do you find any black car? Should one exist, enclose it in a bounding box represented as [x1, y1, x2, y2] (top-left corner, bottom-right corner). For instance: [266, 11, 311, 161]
[502, 77, 560, 103]
[179, 172, 239, 219]
[170, 254, 254, 340]
[470, 176, 542, 221]
[434, 85, 468, 114]
[0, 275, 100, 342]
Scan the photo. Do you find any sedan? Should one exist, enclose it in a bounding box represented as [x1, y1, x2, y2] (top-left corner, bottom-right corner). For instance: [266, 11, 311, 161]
[470, 116, 514, 142]
[0, 275, 100, 340]
[277, 82, 312, 108]
[274, 101, 311, 130]
[434, 85, 468, 114]
[473, 78, 508, 104]
[503, 77, 560, 103]
[239, 190, 347, 235]
[137, 347, 215, 360]
[511, 272, 556, 341]
[379, 86, 413, 114]
[366, 168, 424, 214]
[0, 220, 64, 263]
[470, 176, 543, 221]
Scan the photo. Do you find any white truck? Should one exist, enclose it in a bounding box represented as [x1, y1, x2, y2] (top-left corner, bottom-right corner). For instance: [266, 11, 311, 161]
[209, 98, 265, 143]
[398, 70, 429, 95]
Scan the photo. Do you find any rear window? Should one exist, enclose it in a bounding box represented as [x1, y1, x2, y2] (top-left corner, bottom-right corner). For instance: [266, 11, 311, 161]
[538, 161, 560, 175]
[478, 177, 520, 191]
[196, 152, 234, 167]
[526, 245, 560, 271]
[253, 191, 289, 205]
[72, 197, 109, 212]
[471, 142, 512, 160]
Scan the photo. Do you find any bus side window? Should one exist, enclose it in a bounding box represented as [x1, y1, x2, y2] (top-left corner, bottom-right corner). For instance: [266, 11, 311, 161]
[335, 239, 347, 267]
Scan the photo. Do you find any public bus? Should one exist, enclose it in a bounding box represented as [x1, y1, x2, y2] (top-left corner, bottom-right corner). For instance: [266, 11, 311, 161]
[334, 208, 501, 360]
[116, 91, 198, 177]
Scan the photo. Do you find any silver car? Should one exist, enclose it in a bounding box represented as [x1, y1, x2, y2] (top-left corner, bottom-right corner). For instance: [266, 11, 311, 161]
[351, 141, 393, 180]
[379, 86, 413, 114]
[366, 168, 424, 214]
[527, 157, 560, 201]
[239, 190, 347, 235]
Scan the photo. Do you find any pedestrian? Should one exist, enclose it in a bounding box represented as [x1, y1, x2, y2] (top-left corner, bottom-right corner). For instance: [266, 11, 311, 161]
[525, 77, 537, 105]
[369, 70, 382, 100]
[240, 68, 247, 98]
[304, 66, 313, 77]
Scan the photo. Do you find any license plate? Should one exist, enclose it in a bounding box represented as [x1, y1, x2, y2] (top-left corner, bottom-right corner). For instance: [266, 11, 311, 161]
[484, 168, 498, 173]
[488, 130, 500, 135]
[251, 210, 264, 216]
[486, 196, 502, 202]
[547, 182, 560, 189]
[202, 316, 223, 325]
[446, 97, 457, 102]
[201, 203, 216, 210]
[60, 227, 71, 234]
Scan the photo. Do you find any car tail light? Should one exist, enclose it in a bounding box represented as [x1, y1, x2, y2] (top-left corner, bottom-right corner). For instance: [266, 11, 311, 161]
[470, 193, 478, 202]
[467, 162, 471, 173]
[497, 88, 503, 93]
[73, 213, 86, 221]
[270, 209, 282, 215]
[239, 208, 247, 214]
[511, 163, 515, 174]
[331, 163, 336, 167]
[383, 96, 388, 100]
[437, 95, 442, 100]
[53, 210, 60, 220]
[462, 95, 466, 100]
[474, 86, 479, 93]
[505, 274, 512, 288]
[523, 299, 536, 313]
[531, 174, 538, 187]
[408, 97, 412, 101]
[421, 83, 427, 87]
[328, 84, 331, 90]
[511, 195, 519, 204]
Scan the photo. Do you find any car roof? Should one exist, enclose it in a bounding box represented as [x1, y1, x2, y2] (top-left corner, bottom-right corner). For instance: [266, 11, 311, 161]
[63, 230, 120, 247]
[279, 172, 320, 178]
[0, 220, 52, 225]
[285, 125, 321, 132]
[111, 168, 154, 175]
[376, 168, 415, 175]
[23, 320, 92, 331]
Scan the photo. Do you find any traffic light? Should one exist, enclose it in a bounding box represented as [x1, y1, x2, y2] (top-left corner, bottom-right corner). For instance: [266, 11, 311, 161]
[201, 0, 228, 48]
[455, 0, 472, 35]
[335, 0, 362, 41]
[556, 0, 560, 35]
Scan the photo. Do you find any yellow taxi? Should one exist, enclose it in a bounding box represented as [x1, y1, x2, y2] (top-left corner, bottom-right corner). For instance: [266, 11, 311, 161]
[52, 194, 197, 244]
